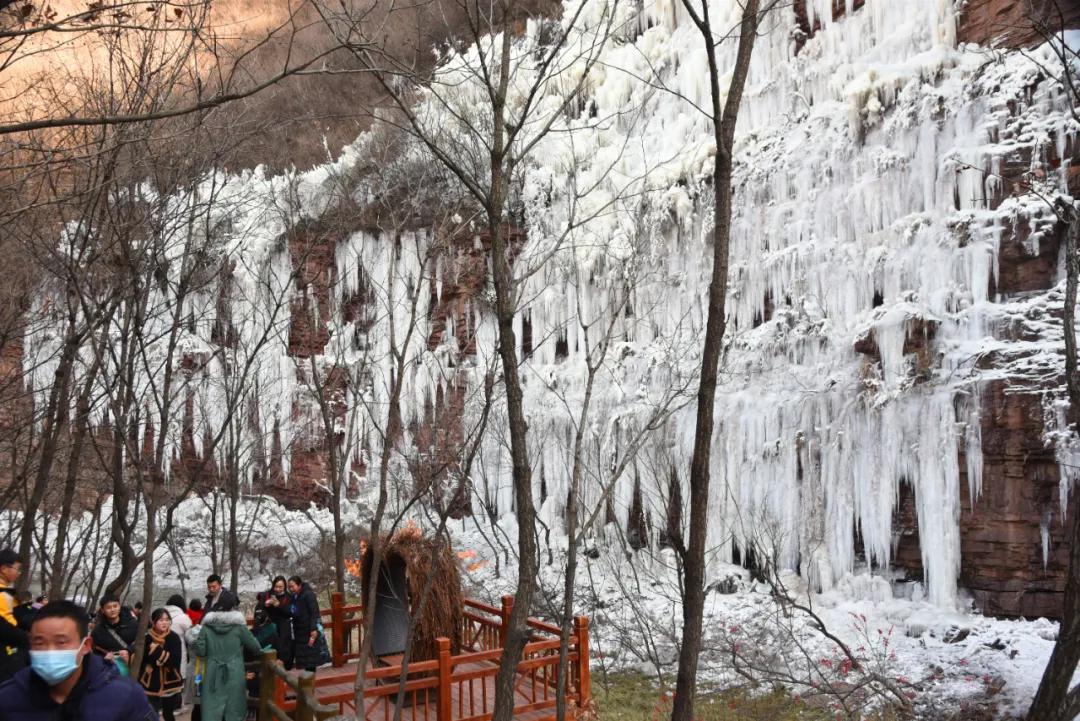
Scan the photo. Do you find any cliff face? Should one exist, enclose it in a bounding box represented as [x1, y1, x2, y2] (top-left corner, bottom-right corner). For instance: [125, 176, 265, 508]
[957, 0, 1080, 48]
[256, 0, 1080, 617]
[886, 0, 1079, 618]
[7, 0, 1080, 618]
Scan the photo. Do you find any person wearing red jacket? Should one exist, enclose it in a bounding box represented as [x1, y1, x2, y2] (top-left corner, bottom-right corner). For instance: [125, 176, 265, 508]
[186, 599, 204, 626]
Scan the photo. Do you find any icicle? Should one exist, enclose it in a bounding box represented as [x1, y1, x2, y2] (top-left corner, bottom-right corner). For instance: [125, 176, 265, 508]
[1041, 509, 1051, 570]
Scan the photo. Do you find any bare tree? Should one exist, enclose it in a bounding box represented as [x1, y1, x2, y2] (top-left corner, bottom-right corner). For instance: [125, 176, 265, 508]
[667, 3, 768, 721]
[0, 0, 364, 602]
[311, 3, 625, 717]
[0, 0, 368, 136]
[535, 199, 697, 721]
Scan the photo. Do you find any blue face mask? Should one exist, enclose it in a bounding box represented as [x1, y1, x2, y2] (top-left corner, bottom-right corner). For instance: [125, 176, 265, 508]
[30, 646, 84, 685]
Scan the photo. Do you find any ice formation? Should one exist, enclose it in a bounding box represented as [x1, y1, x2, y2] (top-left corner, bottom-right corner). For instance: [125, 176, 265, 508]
[21, 0, 1080, 609]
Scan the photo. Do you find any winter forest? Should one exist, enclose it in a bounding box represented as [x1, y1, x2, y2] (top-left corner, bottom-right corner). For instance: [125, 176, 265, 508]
[1, 0, 1079, 718]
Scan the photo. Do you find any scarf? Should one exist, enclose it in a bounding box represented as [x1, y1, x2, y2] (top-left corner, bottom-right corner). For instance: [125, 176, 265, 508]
[149, 628, 170, 647]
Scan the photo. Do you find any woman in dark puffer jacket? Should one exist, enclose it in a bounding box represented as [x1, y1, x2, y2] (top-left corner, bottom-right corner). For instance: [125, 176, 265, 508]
[286, 576, 322, 672]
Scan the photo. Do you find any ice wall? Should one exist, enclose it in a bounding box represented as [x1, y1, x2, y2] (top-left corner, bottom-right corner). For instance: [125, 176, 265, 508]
[21, 0, 1079, 609]
[457, 0, 1077, 609]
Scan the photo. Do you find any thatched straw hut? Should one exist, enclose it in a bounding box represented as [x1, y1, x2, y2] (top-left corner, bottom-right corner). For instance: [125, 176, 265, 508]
[360, 527, 463, 663]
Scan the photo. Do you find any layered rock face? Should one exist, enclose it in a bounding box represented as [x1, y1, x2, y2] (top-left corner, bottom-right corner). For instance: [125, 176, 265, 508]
[962, 383, 1070, 618]
[881, 0, 1079, 618]
[957, 0, 1080, 49]
[892, 381, 1073, 618]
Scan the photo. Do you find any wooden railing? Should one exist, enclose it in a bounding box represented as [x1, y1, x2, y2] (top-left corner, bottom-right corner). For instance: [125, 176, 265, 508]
[326, 593, 364, 667]
[258, 650, 340, 721]
[257, 593, 589, 721]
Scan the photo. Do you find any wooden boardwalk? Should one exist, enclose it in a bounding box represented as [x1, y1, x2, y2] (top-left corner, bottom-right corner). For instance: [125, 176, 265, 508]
[260, 595, 590, 721]
[297, 658, 566, 721]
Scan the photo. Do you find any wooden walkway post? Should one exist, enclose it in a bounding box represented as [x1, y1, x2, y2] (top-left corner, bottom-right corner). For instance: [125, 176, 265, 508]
[273, 670, 287, 713]
[500, 595, 515, 646]
[258, 650, 277, 721]
[330, 591, 345, 667]
[574, 617, 590, 706]
[437, 637, 452, 721]
[297, 672, 316, 721]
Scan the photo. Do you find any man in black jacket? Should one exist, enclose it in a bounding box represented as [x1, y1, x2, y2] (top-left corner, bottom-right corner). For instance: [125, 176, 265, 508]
[0, 548, 29, 683]
[89, 595, 137, 667]
[0, 600, 156, 720]
[204, 574, 238, 613]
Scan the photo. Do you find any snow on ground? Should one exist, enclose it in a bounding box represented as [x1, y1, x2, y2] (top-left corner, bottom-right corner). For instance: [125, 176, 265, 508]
[449, 513, 1071, 719]
[153, 495, 371, 596]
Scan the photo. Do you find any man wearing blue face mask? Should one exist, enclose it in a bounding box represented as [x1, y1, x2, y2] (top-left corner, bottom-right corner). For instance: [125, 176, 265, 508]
[0, 600, 156, 720]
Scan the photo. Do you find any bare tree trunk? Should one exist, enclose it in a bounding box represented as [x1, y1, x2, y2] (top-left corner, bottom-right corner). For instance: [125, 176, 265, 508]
[488, 23, 539, 717]
[671, 4, 762, 721]
[308, 354, 348, 596]
[226, 423, 241, 594]
[131, 490, 159, 672]
[210, 494, 220, 577]
[352, 229, 426, 711]
[16, 325, 79, 593]
[555, 284, 632, 721]
[229, 470, 240, 594]
[351, 377, 403, 710]
[1028, 203, 1080, 721]
[555, 374, 592, 721]
[332, 470, 346, 595]
[103, 301, 143, 600]
[48, 340, 106, 598]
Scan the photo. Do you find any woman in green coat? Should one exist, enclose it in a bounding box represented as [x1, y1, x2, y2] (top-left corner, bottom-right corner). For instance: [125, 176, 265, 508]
[189, 603, 263, 721]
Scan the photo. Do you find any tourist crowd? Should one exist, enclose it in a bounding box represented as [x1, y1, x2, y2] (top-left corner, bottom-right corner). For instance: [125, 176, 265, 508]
[0, 548, 330, 720]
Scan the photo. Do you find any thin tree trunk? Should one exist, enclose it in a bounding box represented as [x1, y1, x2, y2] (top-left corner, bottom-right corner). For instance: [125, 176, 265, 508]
[353, 230, 424, 711]
[332, 470, 346, 595]
[309, 355, 348, 596]
[488, 199, 538, 721]
[351, 386, 401, 711]
[47, 317, 114, 597]
[556, 286, 628, 721]
[16, 327, 79, 593]
[226, 424, 241, 594]
[131, 489, 159, 672]
[47, 347, 104, 598]
[103, 291, 147, 600]
[671, 4, 761, 721]
[487, 13, 539, 719]
[209, 493, 220, 577]
[555, 372, 593, 721]
[229, 469, 240, 594]
[89, 504, 115, 609]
